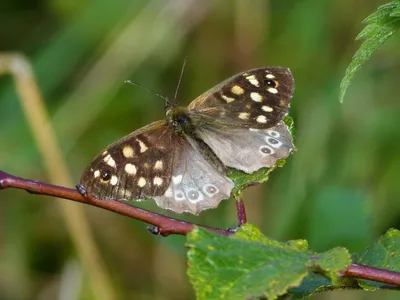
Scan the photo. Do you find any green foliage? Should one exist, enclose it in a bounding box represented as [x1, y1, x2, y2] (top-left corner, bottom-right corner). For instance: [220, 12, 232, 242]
[187, 226, 400, 299]
[187, 224, 351, 300]
[354, 228, 400, 290]
[340, 0, 400, 102]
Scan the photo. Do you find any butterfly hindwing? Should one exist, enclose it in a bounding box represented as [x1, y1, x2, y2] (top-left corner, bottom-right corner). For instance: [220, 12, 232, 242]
[196, 122, 294, 173]
[188, 67, 294, 129]
[154, 137, 234, 215]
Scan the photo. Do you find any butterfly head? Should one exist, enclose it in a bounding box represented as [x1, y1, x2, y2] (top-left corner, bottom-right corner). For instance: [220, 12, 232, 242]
[166, 106, 195, 135]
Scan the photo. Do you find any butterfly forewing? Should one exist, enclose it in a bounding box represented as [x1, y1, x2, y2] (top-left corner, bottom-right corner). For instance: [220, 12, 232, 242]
[80, 121, 174, 201]
[80, 121, 235, 215]
[188, 67, 294, 129]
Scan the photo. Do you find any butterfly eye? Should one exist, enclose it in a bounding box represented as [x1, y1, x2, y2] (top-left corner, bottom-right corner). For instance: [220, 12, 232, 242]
[176, 113, 190, 125]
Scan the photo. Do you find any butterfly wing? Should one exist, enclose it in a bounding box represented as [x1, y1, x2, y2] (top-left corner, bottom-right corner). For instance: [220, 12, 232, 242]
[80, 120, 233, 215]
[154, 137, 234, 215]
[80, 120, 174, 201]
[195, 121, 294, 173]
[188, 67, 294, 129]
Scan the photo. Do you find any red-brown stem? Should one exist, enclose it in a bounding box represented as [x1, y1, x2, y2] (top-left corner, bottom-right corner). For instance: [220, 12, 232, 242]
[0, 170, 231, 236]
[343, 263, 400, 286]
[1, 170, 400, 287]
[236, 198, 247, 227]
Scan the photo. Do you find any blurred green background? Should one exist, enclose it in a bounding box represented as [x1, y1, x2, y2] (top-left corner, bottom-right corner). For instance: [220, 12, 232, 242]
[0, 0, 399, 299]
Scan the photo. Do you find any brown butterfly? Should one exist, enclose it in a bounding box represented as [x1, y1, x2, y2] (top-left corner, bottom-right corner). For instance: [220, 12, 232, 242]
[80, 67, 295, 214]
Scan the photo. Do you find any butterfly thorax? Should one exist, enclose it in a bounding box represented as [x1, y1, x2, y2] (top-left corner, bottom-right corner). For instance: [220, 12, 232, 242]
[166, 106, 196, 135]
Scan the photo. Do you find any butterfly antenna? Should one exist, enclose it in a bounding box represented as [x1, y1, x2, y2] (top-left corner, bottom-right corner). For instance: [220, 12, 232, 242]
[124, 80, 173, 108]
[173, 56, 188, 106]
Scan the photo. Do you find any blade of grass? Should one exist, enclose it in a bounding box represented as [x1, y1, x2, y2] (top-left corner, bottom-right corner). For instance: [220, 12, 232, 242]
[0, 53, 116, 300]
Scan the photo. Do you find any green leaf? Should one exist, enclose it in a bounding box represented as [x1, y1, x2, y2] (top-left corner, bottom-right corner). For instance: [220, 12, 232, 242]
[288, 273, 332, 299]
[353, 228, 400, 291]
[187, 224, 351, 300]
[339, 1, 400, 103]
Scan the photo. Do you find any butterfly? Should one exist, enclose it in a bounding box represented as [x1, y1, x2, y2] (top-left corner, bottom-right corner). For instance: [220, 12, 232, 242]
[80, 67, 295, 215]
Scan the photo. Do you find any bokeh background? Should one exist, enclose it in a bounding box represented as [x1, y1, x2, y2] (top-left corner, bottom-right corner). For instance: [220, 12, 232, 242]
[1, 0, 399, 299]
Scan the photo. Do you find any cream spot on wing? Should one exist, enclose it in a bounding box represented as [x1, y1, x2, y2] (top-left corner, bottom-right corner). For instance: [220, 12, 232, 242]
[102, 150, 108, 156]
[154, 160, 163, 170]
[165, 188, 173, 197]
[107, 157, 116, 168]
[268, 87, 278, 94]
[137, 139, 148, 153]
[266, 74, 275, 79]
[250, 92, 263, 102]
[118, 189, 125, 197]
[110, 175, 118, 186]
[103, 154, 116, 168]
[246, 75, 260, 87]
[238, 112, 250, 120]
[124, 163, 137, 175]
[221, 94, 235, 103]
[256, 115, 267, 123]
[262, 105, 273, 112]
[137, 177, 146, 187]
[153, 176, 163, 186]
[94, 170, 100, 178]
[249, 128, 259, 132]
[246, 74, 256, 80]
[122, 145, 134, 158]
[231, 85, 244, 95]
[103, 154, 111, 162]
[172, 175, 183, 184]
